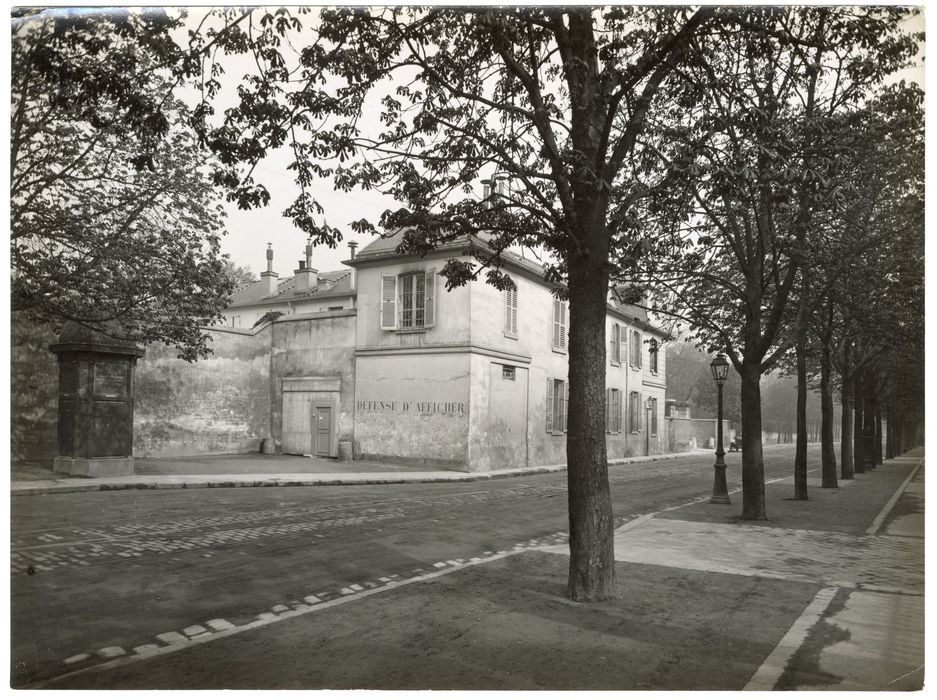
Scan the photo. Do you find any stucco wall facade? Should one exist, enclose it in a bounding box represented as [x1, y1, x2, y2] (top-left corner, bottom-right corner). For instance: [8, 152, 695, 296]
[11, 316, 59, 462]
[353, 352, 471, 468]
[667, 417, 731, 452]
[269, 311, 356, 455]
[134, 328, 273, 457]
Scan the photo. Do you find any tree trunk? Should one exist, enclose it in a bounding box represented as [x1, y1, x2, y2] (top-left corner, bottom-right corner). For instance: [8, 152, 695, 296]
[564, 246, 615, 602]
[873, 404, 883, 467]
[739, 358, 767, 520]
[840, 374, 854, 480]
[819, 336, 837, 487]
[885, 407, 895, 459]
[864, 396, 876, 470]
[794, 333, 808, 499]
[853, 375, 865, 474]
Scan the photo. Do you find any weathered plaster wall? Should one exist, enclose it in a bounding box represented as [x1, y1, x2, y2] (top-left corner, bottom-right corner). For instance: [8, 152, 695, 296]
[355, 257, 470, 349]
[353, 352, 470, 469]
[467, 355, 530, 471]
[667, 417, 730, 452]
[134, 328, 272, 457]
[471, 278, 570, 468]
[269, 311, 357, 454]
[11, 316, 59, 462]
[223, 293, 355, 329]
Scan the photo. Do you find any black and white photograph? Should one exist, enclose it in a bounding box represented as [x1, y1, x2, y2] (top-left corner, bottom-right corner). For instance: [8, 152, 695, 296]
[8, 3, 926, 691]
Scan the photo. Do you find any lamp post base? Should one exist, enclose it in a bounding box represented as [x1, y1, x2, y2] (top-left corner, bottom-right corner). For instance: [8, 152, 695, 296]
[710, 460, 731, 504]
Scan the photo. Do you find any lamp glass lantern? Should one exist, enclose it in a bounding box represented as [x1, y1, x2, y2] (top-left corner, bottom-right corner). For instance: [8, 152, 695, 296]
[710, 352, 729, 385]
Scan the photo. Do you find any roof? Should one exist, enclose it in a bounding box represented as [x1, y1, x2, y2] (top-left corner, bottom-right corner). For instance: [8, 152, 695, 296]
[227, 269, 355, 309]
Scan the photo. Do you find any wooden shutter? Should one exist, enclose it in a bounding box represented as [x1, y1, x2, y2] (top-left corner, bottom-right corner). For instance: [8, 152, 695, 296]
[423, 269, 435, 328]
[637, 332, 643, 368]
[610, 324, 619, 365]
[620, 327, 627, 366]
[617, 390, 624, 433]
[546, 378, 554, 432]
[605, 389, 615, 433]
[560, 303, 567, 349]
[562, 380, 569, 432]
[505, 286, 517, 336]
[552, 300, 561, 347]
[380, 274, 397, 330]
[511, 287, 518, 334]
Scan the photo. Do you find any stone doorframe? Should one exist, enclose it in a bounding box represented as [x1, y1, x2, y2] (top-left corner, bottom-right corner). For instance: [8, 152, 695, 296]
[281, 376, 340, 458]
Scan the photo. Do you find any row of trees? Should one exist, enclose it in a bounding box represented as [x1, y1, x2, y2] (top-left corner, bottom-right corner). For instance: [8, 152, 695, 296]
[12, 7, 923, 601]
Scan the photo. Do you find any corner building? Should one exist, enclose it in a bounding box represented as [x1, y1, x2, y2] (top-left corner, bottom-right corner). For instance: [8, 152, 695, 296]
[347, 232, 668, 471]
[10, 232, 668, 471]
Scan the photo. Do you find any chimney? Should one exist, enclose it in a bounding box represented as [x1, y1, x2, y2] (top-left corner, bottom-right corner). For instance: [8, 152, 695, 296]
[293, 238, 318, 293]
[260, 243, 278, 297]
[347, 241, 358, 291]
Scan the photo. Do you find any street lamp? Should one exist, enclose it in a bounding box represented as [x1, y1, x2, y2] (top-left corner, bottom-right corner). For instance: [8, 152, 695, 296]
[710, 352, 731, 504]
[645, 396, 654, 456]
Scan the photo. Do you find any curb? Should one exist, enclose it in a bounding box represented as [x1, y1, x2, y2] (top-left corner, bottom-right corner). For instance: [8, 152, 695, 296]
[10, 452, 695, 497]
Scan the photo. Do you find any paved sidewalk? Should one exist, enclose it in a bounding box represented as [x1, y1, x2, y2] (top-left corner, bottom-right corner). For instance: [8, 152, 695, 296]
[588, 454, 926, 691]
[11, 450, 708, 496]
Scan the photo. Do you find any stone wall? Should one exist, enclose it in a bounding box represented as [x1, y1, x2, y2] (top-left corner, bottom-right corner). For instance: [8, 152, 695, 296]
[133, 327, 273, 457]
[12, 312, 357, 462]
[10, 316, 59, 462]
[667, 417, 731, 452]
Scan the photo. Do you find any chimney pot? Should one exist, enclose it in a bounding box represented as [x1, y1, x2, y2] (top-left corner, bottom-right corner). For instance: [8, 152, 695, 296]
[260, 244, 278, 297]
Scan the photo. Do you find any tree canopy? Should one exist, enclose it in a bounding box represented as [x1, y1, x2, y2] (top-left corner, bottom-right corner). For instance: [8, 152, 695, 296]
[12, 8, 233, 360]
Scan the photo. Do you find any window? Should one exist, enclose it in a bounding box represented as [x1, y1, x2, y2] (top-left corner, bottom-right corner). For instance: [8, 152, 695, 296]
[502, 365, 516, 381]
[230, 315, 241, 328]
[606, 388, 622, 433]
[552, 299, 567, 351]
[328, 305, 344, 311]
[629, 391, 642, 433]
[630, 330, 643, 368]
[380, 270, 436, 331]
[504, 284, 518, 338]
[649, 339, 659, 374]
[546, 378, 568, 433]
[650, 397, 659, 436]
[610, 323, 626, 366]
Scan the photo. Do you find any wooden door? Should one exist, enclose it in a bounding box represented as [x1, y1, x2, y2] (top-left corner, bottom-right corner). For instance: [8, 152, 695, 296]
[315, 405, 332, 457]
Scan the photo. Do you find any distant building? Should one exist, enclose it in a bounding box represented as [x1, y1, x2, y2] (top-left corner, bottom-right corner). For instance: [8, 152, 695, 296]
[222, 240, 357, 329]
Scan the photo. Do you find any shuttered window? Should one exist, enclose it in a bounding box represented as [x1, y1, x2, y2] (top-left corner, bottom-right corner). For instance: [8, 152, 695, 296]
[552, 299, 567, 351]
[610, 324, 620, 365]
[629, 391, 642, 432]
[381, 270, 435, 330]
[546, 378, 568, 433]
[504, 284, 518, 338]
[650, 339, 659, 374]
[606, 388, 622, 433]
[650, 397, 659, 436]
[631, 330, 643, 368]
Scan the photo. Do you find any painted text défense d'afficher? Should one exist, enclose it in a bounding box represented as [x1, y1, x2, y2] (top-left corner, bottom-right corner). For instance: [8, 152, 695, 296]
[356, 400, 466, 415]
